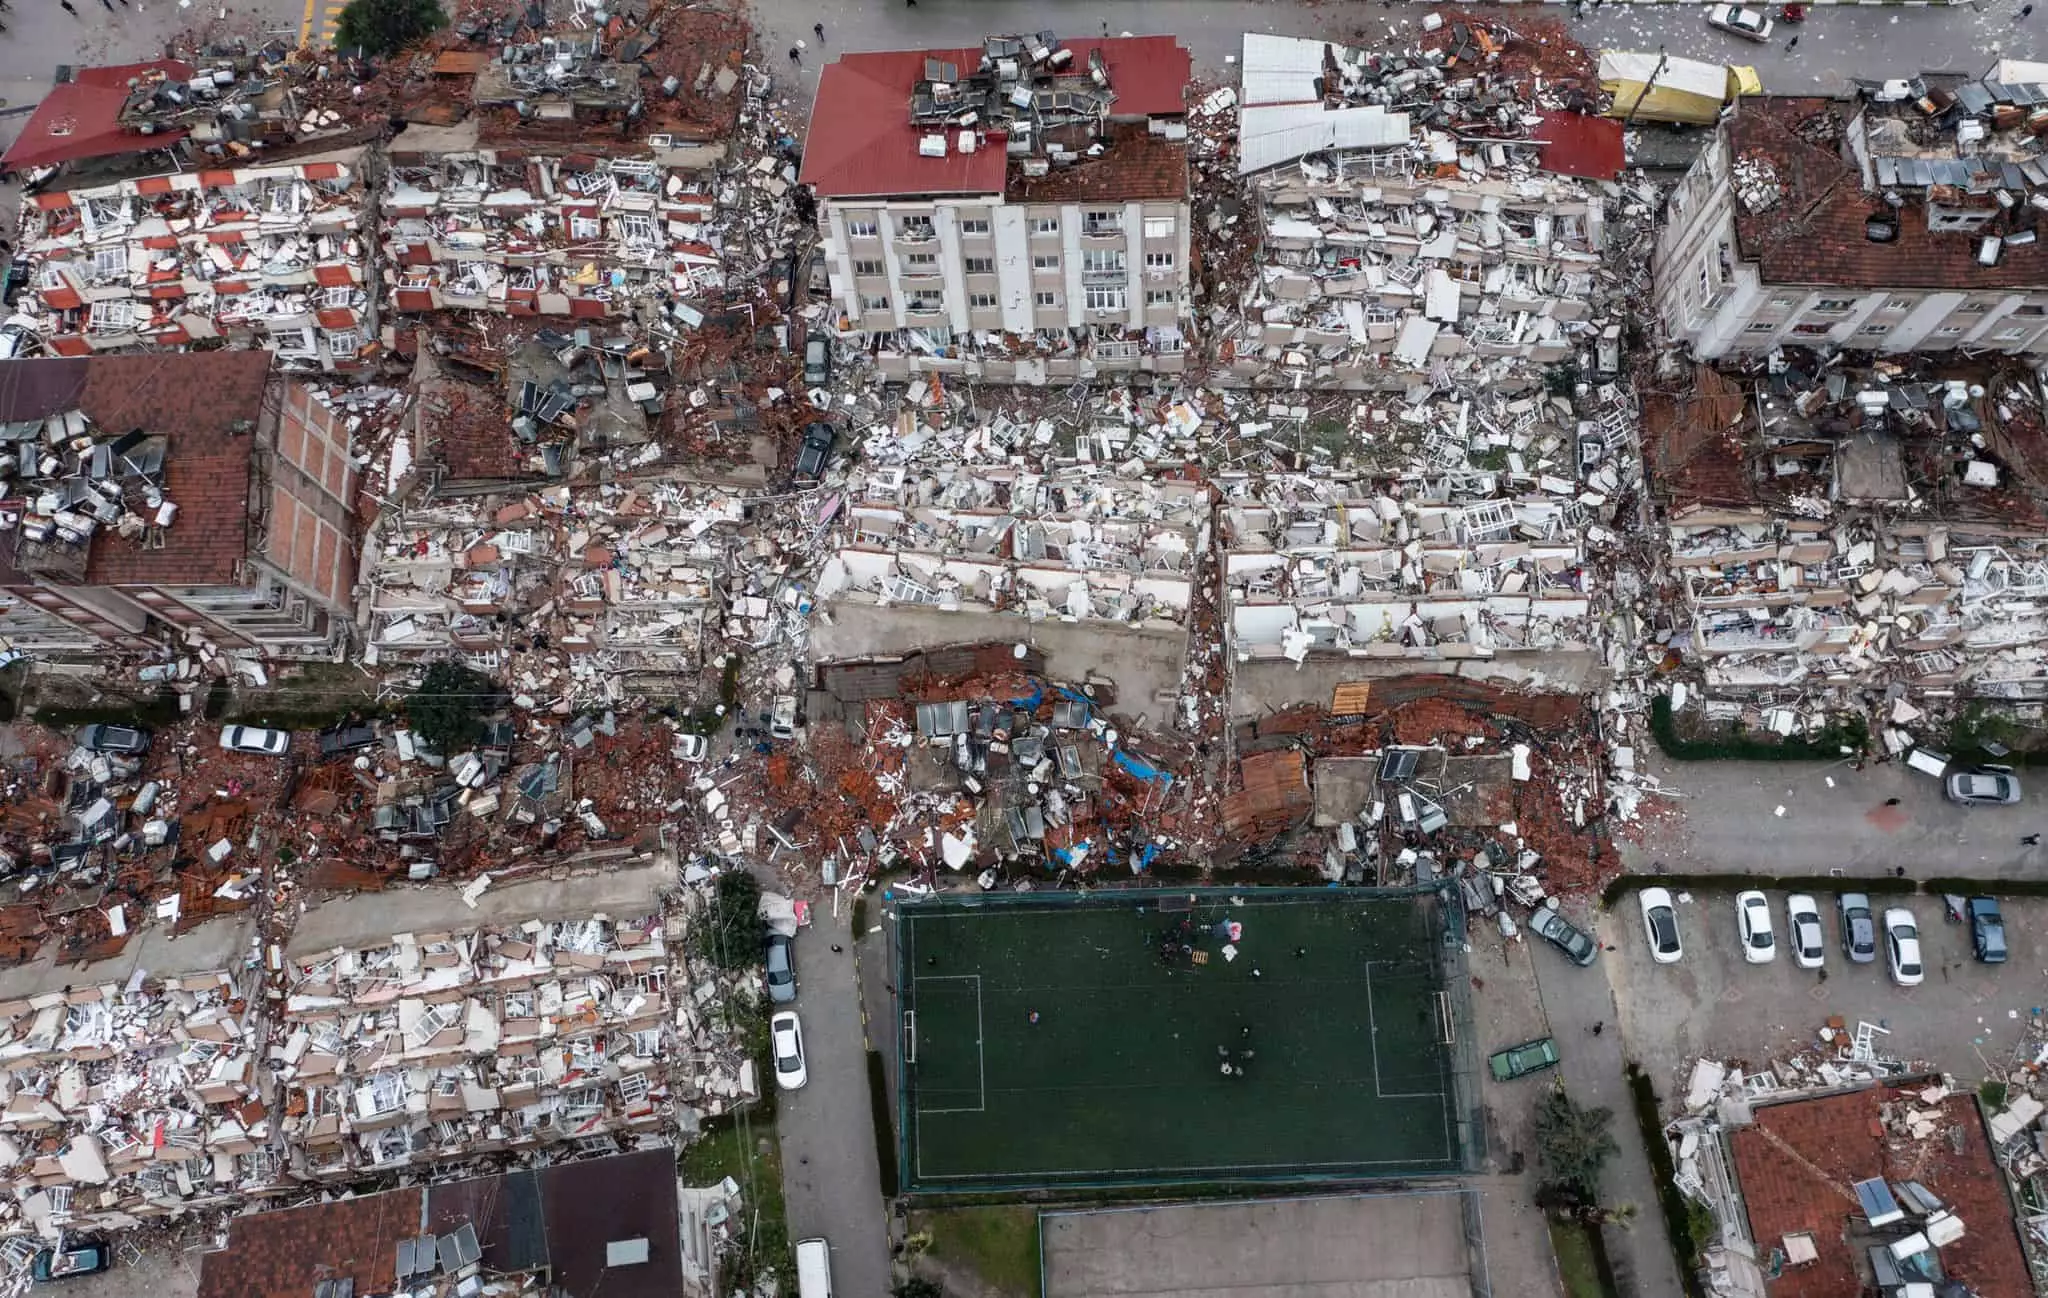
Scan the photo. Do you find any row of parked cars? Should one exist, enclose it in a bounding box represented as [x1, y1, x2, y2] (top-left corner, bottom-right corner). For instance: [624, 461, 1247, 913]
[1638, 887, 2008, 985]
[78, 722, 382, 758]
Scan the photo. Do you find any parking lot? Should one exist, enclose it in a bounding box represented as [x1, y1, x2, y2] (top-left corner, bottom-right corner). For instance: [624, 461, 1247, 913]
[1608, 887, 2046, 1102]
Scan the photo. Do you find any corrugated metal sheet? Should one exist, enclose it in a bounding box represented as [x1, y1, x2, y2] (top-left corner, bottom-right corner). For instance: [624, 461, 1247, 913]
[1240, 33, 1329, 107]
[1237, 103, 1410, 176]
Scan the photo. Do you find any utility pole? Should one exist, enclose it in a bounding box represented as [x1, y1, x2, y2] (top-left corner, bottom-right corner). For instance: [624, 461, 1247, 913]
[1622, 44, 1671, 129]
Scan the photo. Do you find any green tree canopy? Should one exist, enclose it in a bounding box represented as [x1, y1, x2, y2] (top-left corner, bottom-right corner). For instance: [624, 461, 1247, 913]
[404, 660, 497, 754]
[1535, 1085, 1619, 1207]
[695, 870, 765, 971]
[333, 0, 447, 58]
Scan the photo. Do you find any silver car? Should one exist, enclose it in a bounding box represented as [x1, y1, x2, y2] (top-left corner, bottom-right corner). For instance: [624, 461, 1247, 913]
[1946, 767, 2021, 806]
[1837, 893, 1877, 963]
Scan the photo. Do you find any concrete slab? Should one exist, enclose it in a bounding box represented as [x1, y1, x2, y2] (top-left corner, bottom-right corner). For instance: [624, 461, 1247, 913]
[0, 913, 253, 999]
[811, 602, 1188, 723]
[1041, 1192, 1484, 1298]
[1231, 652, 1604, 721]
[286, 859, 670, 957]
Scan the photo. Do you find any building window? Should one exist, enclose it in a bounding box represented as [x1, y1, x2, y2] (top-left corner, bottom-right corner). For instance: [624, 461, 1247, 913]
[964, 257, 995, 275]
[1085, 285, 1127, 312]
[1856, 324, 1888, 336]
[1995, 327, 2029, 341]
[1032, 254, 1060, 271]
[87, 300, 135, 331]
[1957, 299, 1990, 313]
[1034, 216, 1060, 235]
[860, 295, 890, 312]
[325, 328, 361, 357]
[1790, 323, 1833, 336]
[1812, 298, 1855, 313]
[1146, 289, 1177, 307]
[1935, 325, 1966, 335]
[1083, 210, 1122, 236]
[1035, 291, 1058, 308]
[1145, 251, 1175, 270]
[968, 293, 997, 309]
[853, 259, 884, 276]
[2017, 305, 2048, 317]
[898, 214, 935, 240]
[569, 214, 602, 240]
[1767, 297, 1795, 310]
[90, 245, 126, 279]
[1081, 249, 1126, 275]
[958, 218, 990, 236]
[846, 218, 879, 238]
[1143, 216, 1174, 239]
[906, 295, 943, 313]
[1743, 322, 1776, 333]
[904, 252, 937, 268]
[1883, 296, 1915, 311]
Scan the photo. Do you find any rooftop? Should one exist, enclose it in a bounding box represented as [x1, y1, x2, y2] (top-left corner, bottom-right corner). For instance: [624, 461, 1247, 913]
[800, 34, 1191, 200]
[1, 61, 194, 171]
[1730, 1083, 2031, 1298]
[1729, 84, 2048, 289]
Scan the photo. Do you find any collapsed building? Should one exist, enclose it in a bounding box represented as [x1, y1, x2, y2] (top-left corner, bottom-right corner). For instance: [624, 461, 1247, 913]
[1226, 33, 1622, 388]
[1646, 357, 2048, 701]
[801, 34, 1197, 382]
[4, 55, 373, 370]
[1655, 72, 2048, 361]
[0, 353, 363, 661]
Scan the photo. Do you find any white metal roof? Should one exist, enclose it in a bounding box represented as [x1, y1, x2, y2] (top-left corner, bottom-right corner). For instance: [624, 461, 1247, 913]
[1237, 104, 1411, 176]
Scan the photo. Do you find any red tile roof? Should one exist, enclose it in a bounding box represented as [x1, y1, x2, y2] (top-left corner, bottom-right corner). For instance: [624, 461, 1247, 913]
[800, 37, 1191, 200]
[1005, 123, 1187, 203]
[1731, 96, 2048, 290]
[1730, 1084, 2031, 1298]
[195, 1188, 422, 1298]
[1, 61, 194, 170]
[1530, 111, 1624, 182]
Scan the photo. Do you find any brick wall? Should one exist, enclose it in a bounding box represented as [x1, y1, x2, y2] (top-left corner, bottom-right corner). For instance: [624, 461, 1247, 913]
[264, 383, 359, 610]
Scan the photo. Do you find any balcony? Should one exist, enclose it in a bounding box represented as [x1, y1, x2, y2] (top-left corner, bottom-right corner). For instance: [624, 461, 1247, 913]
[896, 224, 937, 244]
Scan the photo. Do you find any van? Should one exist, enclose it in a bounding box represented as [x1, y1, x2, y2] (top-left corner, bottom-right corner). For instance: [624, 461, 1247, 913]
[794, 1238, 832, 1298]
[770, 694, 798, 741]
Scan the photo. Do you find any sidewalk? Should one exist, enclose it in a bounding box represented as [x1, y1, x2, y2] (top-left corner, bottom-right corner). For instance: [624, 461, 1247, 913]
[1622, 752, 2048, 881]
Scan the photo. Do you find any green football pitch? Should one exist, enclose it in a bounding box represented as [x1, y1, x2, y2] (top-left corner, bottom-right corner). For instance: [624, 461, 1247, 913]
[894, 889, 1468, 1190]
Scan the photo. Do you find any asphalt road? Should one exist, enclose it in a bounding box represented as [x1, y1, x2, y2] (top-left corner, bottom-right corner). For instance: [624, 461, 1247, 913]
[1621, 754, 2048, 879]
[775, 908, 892, 1298]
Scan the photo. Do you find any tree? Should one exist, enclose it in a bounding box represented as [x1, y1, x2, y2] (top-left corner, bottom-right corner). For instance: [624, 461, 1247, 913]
[405, 660, 497, 754]
[895, 1280, 944, 1298]
[1534, 1085, 1618, 1207]
[695, 870, 765, 971]
[332, 0, 447, 57]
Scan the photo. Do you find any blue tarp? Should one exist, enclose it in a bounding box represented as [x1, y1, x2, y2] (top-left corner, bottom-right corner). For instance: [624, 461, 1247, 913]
[1113, 750, 1171, 784]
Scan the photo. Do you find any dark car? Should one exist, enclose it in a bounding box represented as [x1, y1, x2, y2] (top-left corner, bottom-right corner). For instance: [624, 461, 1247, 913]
[1969, 896, 2008, 964]
[765, 932, 797, 1003]
[75, 724, 149, 755]
[803, 335, 831, 388]
[32, 1240, 110, 1281]
[794, 421, 836, 480]
[318, 723, 380, 759]
[1837, 892, 1877, 963]
[1529, 906, 1597, 967]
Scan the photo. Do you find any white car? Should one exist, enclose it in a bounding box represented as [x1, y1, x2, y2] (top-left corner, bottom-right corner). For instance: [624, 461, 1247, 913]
[674, 733, 708, 763]
[1706, 3, 1774, 42]
[220, 725, 292, 756]
[1883, 908, 1924, 987]
[770, 1010, 807, 1090]
[1736, 890, 1776, 964]
[1640, 887, 1683, 964]
[1785, 894, 1825, 970]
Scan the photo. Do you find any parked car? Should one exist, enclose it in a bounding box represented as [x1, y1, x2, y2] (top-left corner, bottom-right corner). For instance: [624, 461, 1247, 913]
[1529, 905, 1597, 968]
[75, 724, 149, 755]
[0, 314, 40, 361]
[770, 1010, 807, 1090]
[766, 932, 797, 1003]
[1639, 887, 1683, 964]
[803, 335, 831, 388]
[1946, 766, 2021, 806]
[1706, 3, 1774, 41]
[317, 723, 379, 759]
[31, 1240, 110, 1281]
[1488, 1036, 1560, 1082]
[1785, 894, 1825, 970]
[1969, 896, 2008, 964]
[1735, 890, 1776, 964]
[675, 733, 708, 763]
[1883, 907, 1924, 987]
[1838, 892, 1877, 963]
[794, 421, 836, 480]
[219, 725, 292, 756]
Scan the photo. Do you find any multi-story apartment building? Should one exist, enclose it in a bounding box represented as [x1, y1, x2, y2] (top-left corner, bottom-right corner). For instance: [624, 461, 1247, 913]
[800, 33, 1194, 381]
[0, 352, 359, 660]
[1655, 79, 2048, 358]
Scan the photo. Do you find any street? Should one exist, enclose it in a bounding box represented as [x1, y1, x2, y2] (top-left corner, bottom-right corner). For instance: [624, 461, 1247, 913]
[1622, 753, 2048, 879]
[774, 906, 892, 1298]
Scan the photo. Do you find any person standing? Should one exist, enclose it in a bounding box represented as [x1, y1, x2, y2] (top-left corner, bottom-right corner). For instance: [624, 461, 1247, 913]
[813, 21, 824, 40]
